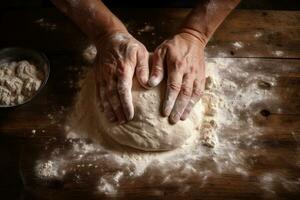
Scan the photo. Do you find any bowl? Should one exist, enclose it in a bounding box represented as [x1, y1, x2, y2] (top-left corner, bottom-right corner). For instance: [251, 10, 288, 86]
[0, 47, 50, 108]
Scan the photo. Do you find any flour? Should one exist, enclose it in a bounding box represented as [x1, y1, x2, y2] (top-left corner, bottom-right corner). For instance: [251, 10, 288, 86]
[0, 60, 43, 106]
[35, 160, 60, 179]
[34, 54, 300, 197]
[137, 24, 155, 35]
[254, 32, 263, 38]
[82, 44, 97, 63]
[35, 18, 57, 31]
[272, 50, 284, 57]
[232, 41, 244, 49]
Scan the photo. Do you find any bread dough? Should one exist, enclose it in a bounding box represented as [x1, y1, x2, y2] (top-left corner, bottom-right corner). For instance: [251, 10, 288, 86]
[99, 79, 205, 151]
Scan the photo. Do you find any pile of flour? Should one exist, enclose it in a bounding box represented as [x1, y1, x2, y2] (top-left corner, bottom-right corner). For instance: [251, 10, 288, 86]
[0, 60, 43, 106]
[34, 45, 300, 197]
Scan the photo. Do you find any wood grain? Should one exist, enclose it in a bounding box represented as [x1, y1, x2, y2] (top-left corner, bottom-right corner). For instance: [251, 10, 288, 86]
[0, 9, 299, 57]
[0, 8, 299, 200]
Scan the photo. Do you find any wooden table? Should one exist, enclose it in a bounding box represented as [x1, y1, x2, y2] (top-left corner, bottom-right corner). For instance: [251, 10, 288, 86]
[0, 8, 299, 199]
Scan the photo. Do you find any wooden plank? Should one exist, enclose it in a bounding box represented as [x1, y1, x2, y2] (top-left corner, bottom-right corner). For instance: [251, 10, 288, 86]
[0, 9, 299, 58]
[18, 135, 299, 199]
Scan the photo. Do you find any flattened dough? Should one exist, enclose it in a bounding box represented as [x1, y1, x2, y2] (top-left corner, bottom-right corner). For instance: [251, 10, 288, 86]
[99, 79, 205, 151]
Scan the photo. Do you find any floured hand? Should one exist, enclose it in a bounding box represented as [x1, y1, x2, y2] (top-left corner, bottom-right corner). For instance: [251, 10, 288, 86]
[95, 32, 149, 123]
[149, 31, 206, 124]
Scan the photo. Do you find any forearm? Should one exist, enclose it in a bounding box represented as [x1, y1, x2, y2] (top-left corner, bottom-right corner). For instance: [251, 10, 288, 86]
[180, 0, 240, 45]
[51, 0, 127, 41]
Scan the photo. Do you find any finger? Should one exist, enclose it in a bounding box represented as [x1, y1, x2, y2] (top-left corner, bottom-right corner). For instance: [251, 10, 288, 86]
[103, 60, 127, 124]
[117, 62, 135, 121]
[103, 91, 117, 122]
[169, 74, 194, 124]
[106, 78, 127, 124]
[99, 62, 119, 122]
[148, 47, 166, 87]
[180, 78, 205, 120]
[99, 78, 117, 122]
[163, 62, 184, 117]
[135, 48, 150, 87]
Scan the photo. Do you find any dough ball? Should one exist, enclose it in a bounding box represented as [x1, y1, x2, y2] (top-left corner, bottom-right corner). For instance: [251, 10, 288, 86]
[99, 79, 205, 151]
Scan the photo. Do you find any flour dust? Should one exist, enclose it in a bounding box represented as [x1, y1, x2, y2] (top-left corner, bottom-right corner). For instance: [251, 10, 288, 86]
[35, 46, 300, 197]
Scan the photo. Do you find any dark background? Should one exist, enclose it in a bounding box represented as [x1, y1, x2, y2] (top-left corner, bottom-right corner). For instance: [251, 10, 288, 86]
[0, 0, 299, 10]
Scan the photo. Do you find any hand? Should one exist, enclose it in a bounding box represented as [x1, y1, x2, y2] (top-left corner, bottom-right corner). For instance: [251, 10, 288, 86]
[95, 31, 149, 123]
[149, 32, 206, 124]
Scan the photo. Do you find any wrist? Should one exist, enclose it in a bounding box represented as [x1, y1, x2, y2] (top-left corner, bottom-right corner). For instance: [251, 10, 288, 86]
[94, 30, 130, 49]
[178, 27, 208, 47]
[91, 21, 129, 43]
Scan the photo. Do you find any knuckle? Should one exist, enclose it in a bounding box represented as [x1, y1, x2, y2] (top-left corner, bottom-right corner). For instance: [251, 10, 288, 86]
[193, 87, 203, 97]
[168, 82, 181, 92]
[117, 64, 128, 77]
[171, 59, 185, 71]
[152, 66, 163, 75]
[136, 66, 146, 74]
[181, 85, 193, 97]
[138, 60, 147, 69]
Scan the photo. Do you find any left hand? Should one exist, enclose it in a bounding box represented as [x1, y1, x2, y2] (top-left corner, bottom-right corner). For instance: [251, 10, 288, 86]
[95, 31, 149, 123]
[148, 32, 206, 124]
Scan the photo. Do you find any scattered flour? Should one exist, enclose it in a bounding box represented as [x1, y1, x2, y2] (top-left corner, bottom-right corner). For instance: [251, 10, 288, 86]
[34, 51, 300, 197]
[259, 172, 300, 198]
[0, 60, 43, 106]
[137, 24, 155, 35]
[35, 18, 57, 31]
[254, 32, 263, 38]
[272, 50, 284, 57]
[232, 41, 244, 49]
[82, 45, 97, 64]
[35, 160, 59, 179]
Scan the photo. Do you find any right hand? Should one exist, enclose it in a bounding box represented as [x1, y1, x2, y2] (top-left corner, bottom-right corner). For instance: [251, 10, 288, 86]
[95, 31, 150, 123]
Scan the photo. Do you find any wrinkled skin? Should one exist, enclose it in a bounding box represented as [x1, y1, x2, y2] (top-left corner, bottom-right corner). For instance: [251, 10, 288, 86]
[95, 31, 205, 124]
[95, 32, 149, 123]
[149, 32, 206, 124]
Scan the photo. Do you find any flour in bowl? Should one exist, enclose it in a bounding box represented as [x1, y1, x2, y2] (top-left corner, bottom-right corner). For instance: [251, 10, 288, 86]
[0, 60, 43, 106]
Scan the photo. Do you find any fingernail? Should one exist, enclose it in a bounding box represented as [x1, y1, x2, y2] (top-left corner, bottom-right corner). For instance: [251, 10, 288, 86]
[148, 76, 160, 87]
[125, 112, 134, 121]
[170, 112, 180, 124]
[180, 113, 188, 120]
[164, 106, 172, 117]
